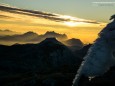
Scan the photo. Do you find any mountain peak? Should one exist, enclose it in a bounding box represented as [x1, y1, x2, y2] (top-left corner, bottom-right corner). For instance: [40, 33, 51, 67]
[44, 31, 68, 40]
[45, 37, 57, 41]
[23, 31, 38, 36]
[39, 37, 63, 46]
[44, 31, 60, 36]
[65, 38, 84, 47]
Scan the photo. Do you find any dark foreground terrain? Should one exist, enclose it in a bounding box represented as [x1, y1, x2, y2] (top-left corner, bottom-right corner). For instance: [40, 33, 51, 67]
[0, 38, 115, 86]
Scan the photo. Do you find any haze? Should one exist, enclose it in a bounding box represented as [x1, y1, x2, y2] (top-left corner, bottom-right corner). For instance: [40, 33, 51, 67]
[0, 0, 114, 43]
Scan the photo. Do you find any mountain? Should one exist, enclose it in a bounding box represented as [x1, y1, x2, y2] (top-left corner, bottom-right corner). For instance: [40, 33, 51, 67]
[64, 38, 84, 51]
[65, 38, 83, 47]
[74, 44, 92, 60]
[0, 38, 80, 85]
[23, 31, 39, 36]
[0, 38, 82, 86]
[0, 31, 68, 45]
[0, 29, 20, 36]
[25, 38, 80, 72]
[0, 31, 39, 42]
[1, 38, 115, 86]
[44, 31, 68, 40]
[0, 38, 81, 75]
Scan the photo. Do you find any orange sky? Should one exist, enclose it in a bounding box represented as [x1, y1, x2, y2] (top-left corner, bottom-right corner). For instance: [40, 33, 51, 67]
[0, 5, 107, 43]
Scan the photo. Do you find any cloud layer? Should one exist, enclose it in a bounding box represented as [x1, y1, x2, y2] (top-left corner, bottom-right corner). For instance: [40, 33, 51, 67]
[0, 4, 106, 43]
[0, 4, 101, 25]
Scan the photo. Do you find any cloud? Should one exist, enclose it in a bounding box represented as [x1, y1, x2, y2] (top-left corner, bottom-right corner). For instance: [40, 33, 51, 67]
[0, 5, 67, 22]
[0, 14, 12, 18]
[0, 4, 101, 24]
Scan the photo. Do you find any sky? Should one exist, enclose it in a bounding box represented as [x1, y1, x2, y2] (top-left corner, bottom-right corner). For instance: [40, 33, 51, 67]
[0, 0, 115, 43]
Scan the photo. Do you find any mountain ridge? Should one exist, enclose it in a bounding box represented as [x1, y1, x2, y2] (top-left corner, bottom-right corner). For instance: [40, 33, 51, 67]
[0, 31, 83, 46]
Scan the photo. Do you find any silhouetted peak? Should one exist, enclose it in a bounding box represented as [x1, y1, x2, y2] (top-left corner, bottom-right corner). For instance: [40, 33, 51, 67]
[23, 31, 38, 36]
[39, 37, 63, 45]
[44, 31, 68, 41]
[62, 33, 67, 36]
[44, 31, 67, 36]
[44, 31, 59, 36]
[65, 38, 84, 47]
[45, 37, 57, 41]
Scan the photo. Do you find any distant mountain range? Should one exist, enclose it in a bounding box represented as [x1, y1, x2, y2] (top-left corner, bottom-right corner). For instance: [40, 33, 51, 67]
[0, 31, 67, 45]
[0, 29, 20, 36]
[0, 31, 84, 49]
[0, 31, 39, 41]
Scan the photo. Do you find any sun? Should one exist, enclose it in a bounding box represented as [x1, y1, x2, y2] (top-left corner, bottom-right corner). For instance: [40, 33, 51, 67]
[58, 15, 85, 27]
[64, 22, 77, 27]
[58, 15, 76, 20]
[63, 21, 86, 27]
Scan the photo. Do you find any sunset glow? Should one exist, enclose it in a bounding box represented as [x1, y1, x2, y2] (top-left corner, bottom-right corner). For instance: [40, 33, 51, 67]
[0, 4, 108, 43]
